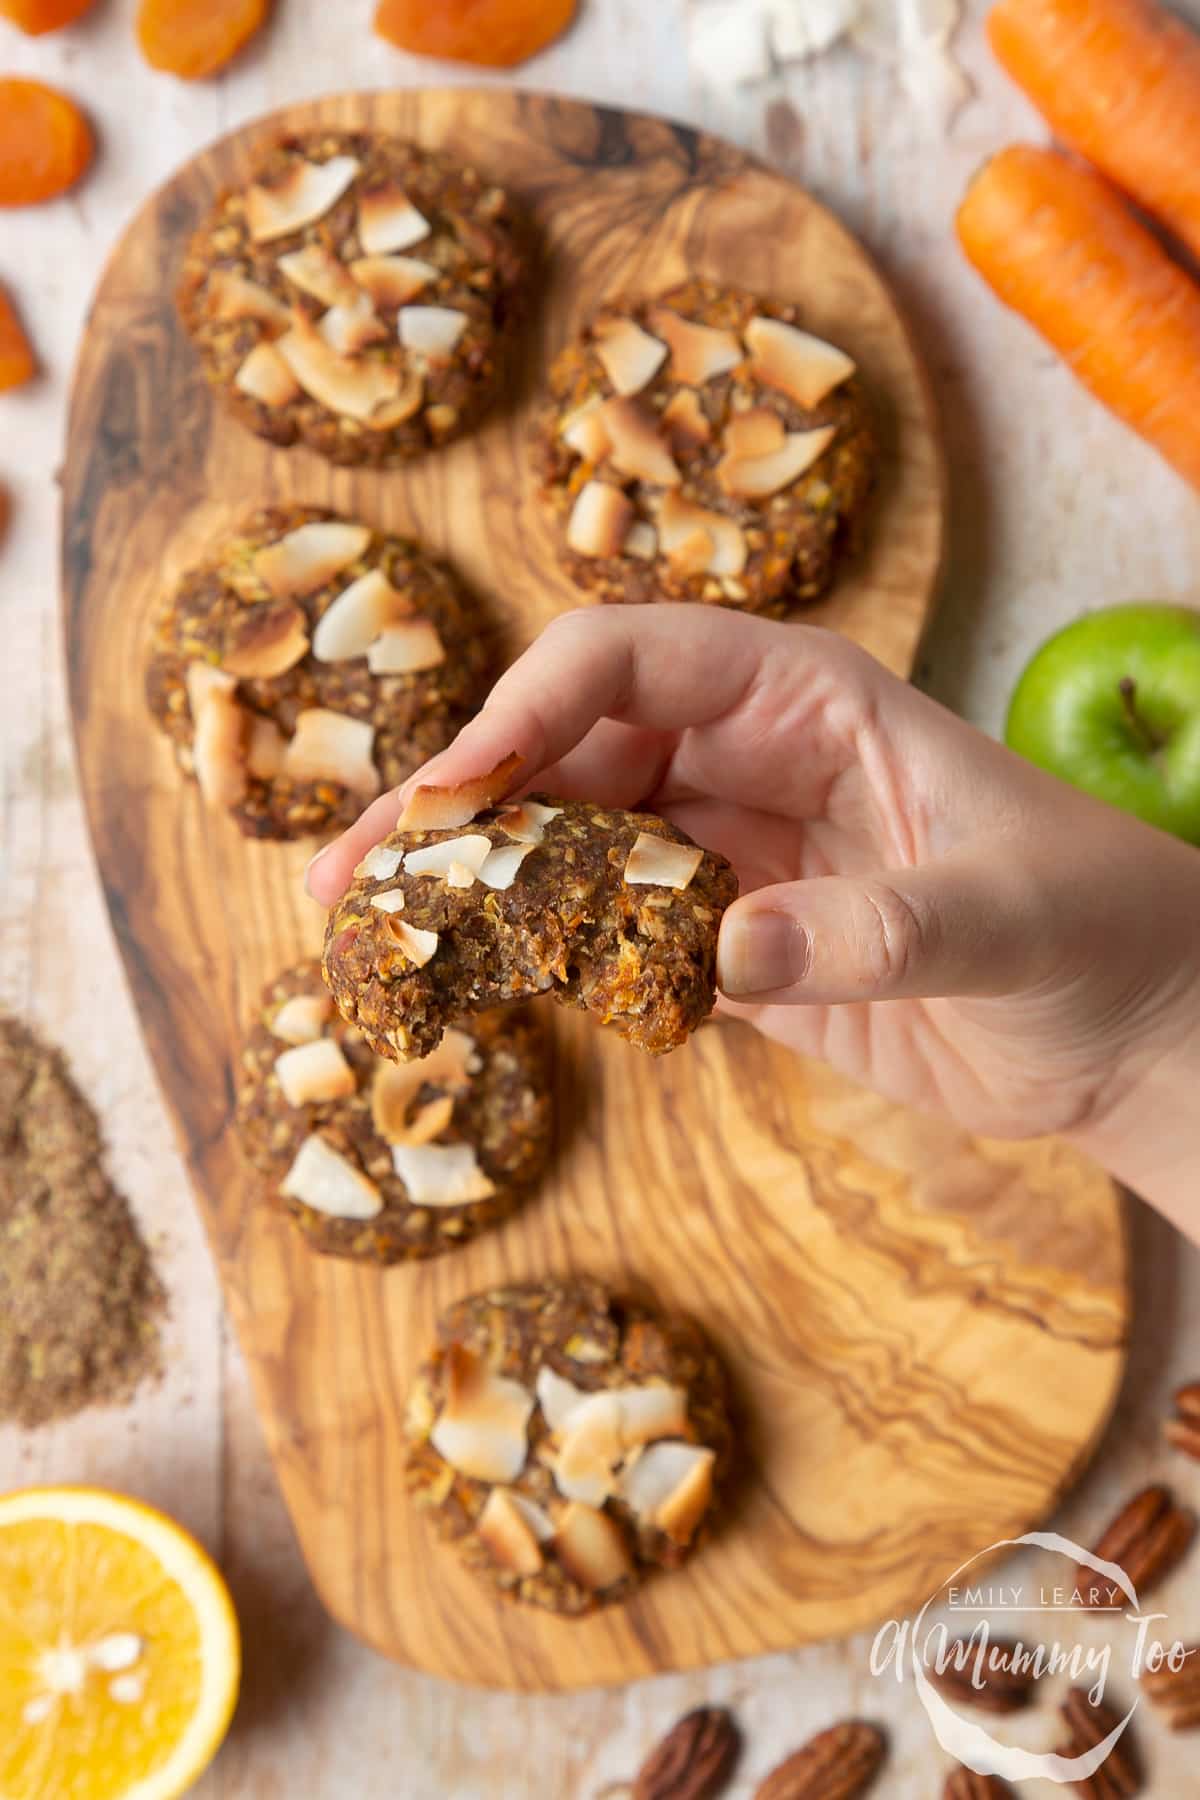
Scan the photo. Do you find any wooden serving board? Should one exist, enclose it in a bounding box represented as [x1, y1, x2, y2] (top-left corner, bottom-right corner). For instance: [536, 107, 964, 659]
[61, 89, 1127, 1690]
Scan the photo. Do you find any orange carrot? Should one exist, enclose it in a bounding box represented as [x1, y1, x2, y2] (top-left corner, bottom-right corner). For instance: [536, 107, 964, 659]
[988, 0, 1200, 262]
[0, 285, 36, 390]
[956, 146, 1200, 493]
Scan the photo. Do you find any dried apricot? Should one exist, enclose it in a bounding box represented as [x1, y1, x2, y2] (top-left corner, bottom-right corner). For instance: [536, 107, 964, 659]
[374, 0, 576, 67]
[0, 80, 93, 206]
[0, 0, 96, 31]
[0, 286, 35, 390]
[137, 0, 271, 79]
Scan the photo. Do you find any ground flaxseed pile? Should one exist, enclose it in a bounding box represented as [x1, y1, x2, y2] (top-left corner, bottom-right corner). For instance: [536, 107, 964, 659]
[0, 1015, 165, 1427]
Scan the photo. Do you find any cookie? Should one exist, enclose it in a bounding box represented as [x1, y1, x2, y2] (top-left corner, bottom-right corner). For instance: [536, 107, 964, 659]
[322, 761, 738, 1061]
[145, 506, 491, 840]
[178, 130, 523, 467]
[534, 277, 877, 616]
[235, 960, 551, 1262]
[405, 1279, 731, 1613]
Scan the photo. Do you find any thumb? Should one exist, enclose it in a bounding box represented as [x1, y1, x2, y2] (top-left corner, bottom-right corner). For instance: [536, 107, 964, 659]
[716, 859, 1041, 1007]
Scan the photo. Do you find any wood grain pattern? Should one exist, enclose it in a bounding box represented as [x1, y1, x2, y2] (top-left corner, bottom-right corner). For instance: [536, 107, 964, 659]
[61, 88, 1125, 1690]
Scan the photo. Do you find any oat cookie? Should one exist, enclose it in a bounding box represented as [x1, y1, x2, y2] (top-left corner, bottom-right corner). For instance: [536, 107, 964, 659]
[406, 1279, 731, 1613]
[235, 960, 550, 1263]
[534, 277, 876, 616]
[145, 506, 490, 840]
[178, 130, 523, 467]
[322, 762, 738, 1060]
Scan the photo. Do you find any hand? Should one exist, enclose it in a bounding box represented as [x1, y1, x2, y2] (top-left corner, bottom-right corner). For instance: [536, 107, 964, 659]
[308, 606, 1200, 1237]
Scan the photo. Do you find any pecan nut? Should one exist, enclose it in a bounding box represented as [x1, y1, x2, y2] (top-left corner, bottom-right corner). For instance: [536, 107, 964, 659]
[943, 1769, 1015, 1799]
[1056, 1687, 1142, 1797]
[1076, 1485, 1195, 1609]
[753, 1721, 885, 1799]
[632, 1707, 740, 1800]
[925, 1637, 1037, 1713]
[1165, 1382, 1200, 1462]
[1141, 1641, 1200, 1730]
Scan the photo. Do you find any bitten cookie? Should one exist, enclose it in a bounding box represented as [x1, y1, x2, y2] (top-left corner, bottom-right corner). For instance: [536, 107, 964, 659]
[235, 960, 551, 1262]
[178, 130, 523, 467]
[406, 1279, 732, 1613]
[322, 759, 738, 1060]
[145, 506, 490, 840]
[534, 277, 876, 616]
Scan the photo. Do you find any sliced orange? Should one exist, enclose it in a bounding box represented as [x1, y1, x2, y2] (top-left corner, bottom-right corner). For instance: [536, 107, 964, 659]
[0, 1486, 240, 1800]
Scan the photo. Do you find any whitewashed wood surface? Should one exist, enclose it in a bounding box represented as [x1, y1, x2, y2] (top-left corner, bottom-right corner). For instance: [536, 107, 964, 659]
[1, 2, 1198, 1794]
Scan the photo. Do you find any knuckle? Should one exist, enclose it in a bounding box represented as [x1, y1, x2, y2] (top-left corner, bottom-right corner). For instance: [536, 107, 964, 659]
[856, 881, 930, 989]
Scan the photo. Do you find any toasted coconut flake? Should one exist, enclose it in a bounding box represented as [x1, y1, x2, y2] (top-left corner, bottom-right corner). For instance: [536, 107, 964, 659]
[369, 889, 406, 913]
[744, 315, 855, 409]
[185, 663, 236, 716]
[270, 992, 333, 1045]
[623, 520, 658, 561]
[253, 519, 371, 598]
[397, 305, 468, 358]
[312, 569, 412, 662]
[276, 314, 405, 422]
[371, 1030, 475, 1142]
[555, 1503, 633, 1592]
[477, 843, 535, 891]
[318, 293, 389, 356]
[207, 270, 290, 330]
[656, 492, 747, 577]
[246, 155, 360, 244]
[430, 1347, 533, 1484]
[396, 752, 524, 831]
[661, 387, 712, 452]
[361, 371, 424, 429]
[358, 843, 404, 880]
[395, 1093, 455, 1146]
[234, 342, 301, 408]
[718, 426, 837, 498]
[560, 396, 611, 463]
[553, 1393, 623, 1506]
[592, 315, 667, 396]
[246, 714, 287, 779]
[613, 1384, 689, 1446]
[392, 1140, 495, 1205]
[624, 831, 703, 890]
[535, 1366, 591, 1434]
[280, 1133, 383, 1220]
[404, 834, 492, 879]
[597, 397, 680, 487]
[445, 860, 476, 889]
[566, 481, 634, 559]
[192, 686, 248, 811]
[366, 619, 445, 675]
[350, 254, 438, 307]
[357, 185, 431, 256]
[723, 406, 786, 458]
[646, 307, 742, 385]
[477, 1488, 544, 1576]
[388, 920, 440, 967]
[277, 244, 361, 309]
[496, 801, 563, 845]
[222, 601, 310, 679]
[618, 1442, 715, 1544]
[274, 1037, 356, 1107]
[283, 709, 379, 796]
[508, 1491, 556, 1542]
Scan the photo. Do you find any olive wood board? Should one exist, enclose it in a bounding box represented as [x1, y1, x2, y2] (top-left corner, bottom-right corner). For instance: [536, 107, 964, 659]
[61, 88, 1127, 1690]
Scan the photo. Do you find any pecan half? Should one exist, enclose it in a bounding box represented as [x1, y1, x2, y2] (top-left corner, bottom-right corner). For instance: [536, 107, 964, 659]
[1076, 1485, 1195, 1609]
[1055, 1687, 1142, 1797]
[1141, 1641, 1200, 1730]
[943, 1770, 1015, 1800]
[753, 1721, 886, 1799]
[1164, 1382, 1200, 1462]
[925, 1638, 1038, 1713]
[633, 1707, 740, 1800]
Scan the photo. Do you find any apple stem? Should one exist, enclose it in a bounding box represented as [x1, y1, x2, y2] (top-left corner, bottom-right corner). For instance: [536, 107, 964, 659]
[1118, 676, 1163, 756]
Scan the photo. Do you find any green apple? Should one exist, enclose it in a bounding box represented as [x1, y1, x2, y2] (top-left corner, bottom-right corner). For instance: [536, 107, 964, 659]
[1005, 603, 1200, 844]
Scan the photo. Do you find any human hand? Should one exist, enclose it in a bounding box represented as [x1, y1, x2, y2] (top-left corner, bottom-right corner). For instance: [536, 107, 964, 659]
[307, 606, 1200, 1235]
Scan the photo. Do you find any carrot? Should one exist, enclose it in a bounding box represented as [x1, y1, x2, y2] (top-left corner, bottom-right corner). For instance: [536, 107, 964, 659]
[956, 146, 1200, 493]
[988, 0, 1200, 262]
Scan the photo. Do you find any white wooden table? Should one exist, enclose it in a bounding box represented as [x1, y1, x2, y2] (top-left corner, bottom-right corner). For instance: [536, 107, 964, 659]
[1, 3, 1198, 1793]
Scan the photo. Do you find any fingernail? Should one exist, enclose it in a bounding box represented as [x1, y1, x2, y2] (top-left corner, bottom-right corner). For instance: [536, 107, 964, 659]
[717, 910, 811, 997]
[304, 845, 332, 899]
